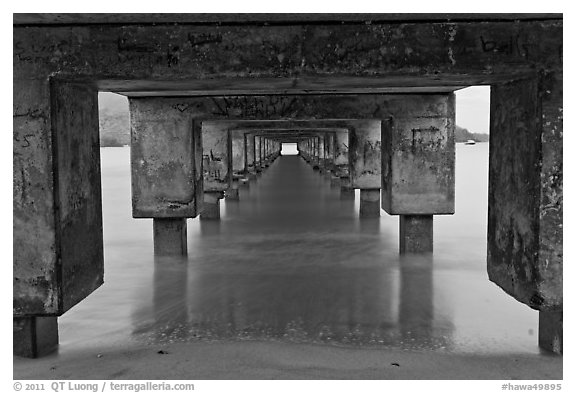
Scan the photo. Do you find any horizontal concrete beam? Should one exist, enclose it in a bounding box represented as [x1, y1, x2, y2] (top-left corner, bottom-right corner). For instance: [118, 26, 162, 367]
[14, 13, 562, 26]
[15, 21, 561, 89]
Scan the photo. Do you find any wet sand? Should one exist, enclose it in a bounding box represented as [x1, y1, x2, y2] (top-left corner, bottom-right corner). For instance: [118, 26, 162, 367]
[14, 340, 562, 380]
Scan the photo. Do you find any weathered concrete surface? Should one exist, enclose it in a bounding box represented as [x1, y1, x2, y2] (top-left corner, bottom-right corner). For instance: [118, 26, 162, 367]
[226, 185, 240, 200]
[539, 311, 562, 355]
[14, 13, 562, 26]
[53, 82, 104, 314]
[317, 133, 326, 169]
[14, 81, 103, 316]
[324, 132, 335, 170]
[348, 120, 381, 189]
[202, 122, 232, 192]
[231, 131, 245, 174]
[487, 74, 562, 312]
[399, 215, 433, 253]
[13, 79, 58, 316]
[333, 129, 350, 178]
[381, 95, 455, 215]
[245, 134, 256, 174]
[153, 218, 188, 255]
[14, 21, 561, 89]
[130, 99, 202, 218]
[13, 316, 58, 358]
[255, 136, 262, 171]
[201, 191, 224, 220]
[359, 189, 381, 218]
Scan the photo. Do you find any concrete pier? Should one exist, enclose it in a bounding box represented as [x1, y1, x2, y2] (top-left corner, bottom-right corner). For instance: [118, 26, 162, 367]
[153, 218, 188, 255]
[399, 215, 433, 254]
[13, 14, 562, 359]
[13, 317, 59, 358]
[201, 192, 224, 220]
[359, 189, 381, 218]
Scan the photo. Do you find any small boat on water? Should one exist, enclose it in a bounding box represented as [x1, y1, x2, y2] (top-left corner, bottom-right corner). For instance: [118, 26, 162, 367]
[464, 139, 476, 145]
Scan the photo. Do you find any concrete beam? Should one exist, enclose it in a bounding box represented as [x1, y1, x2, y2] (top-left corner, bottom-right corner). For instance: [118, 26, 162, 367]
[15, 21, 561, 88]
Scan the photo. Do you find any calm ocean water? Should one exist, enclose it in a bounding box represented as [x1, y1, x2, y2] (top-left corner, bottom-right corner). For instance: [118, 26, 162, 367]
[57, 143, 539, 355]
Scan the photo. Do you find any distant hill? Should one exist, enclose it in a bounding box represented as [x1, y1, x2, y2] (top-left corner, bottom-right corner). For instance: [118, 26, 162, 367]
[455, 125, 489, 143]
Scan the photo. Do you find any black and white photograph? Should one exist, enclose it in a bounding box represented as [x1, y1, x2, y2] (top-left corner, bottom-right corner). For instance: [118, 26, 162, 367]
[10, 5, 565, 390]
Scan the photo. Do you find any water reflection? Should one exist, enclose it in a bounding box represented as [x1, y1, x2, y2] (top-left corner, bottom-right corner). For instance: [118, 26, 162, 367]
[65, 145, 540, 356]
[128, 157, 454, 350]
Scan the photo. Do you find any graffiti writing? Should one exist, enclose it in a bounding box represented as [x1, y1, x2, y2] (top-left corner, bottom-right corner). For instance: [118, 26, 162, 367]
[479, 34, 535, 57]
[13, 131, 36, 150]
[188, 33, 223, 47]
[210, 96, 298, 119]
[411, 127, 444, 152]
[117, 38, 155, 53]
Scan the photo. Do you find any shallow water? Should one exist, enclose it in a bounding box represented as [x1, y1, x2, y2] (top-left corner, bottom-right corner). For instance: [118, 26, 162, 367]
[57, 143, 540, 356]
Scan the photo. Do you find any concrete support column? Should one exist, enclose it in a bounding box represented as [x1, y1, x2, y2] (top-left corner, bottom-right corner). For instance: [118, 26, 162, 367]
[153, 218, 188, 255]
[201, 191, 224, 220]
[226, 179, 240, 200]
[340, 177, 355, 200]
[13, 316, 59, 358]
[539, 311, 562, 355]
[359, 189, 381, 218]
[14, 81, 103, 357]
[399, 215, 433, 253]
[488, 74, 562, 354]
[330, 174, 341, 188]
[318, 133, 326, 171]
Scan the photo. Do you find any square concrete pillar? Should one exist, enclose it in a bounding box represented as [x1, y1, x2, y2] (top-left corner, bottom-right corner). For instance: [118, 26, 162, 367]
[245, 133, 256, 175]
[539, 311, 562, 355]
[202, 121, 232, 193]
[14, 80, 104, 319]
[360, 189, 381, 218]
[226, 179, 240, 200]
[340, 177, 355, 200]
[201, 191, 224, 220]
[349, 120, 382, 189]
[130, 99, 203, 218]
[231, 131, 245, 174]
[153, 218, 188, 255]
[333, 129, 350, 179]
[381, 95, 455, 215]
[400, 215, 433, 253]
[14, 317, 59, 358]
[255, 136, 262, 171]
[330, 175, 341, 188]
[487, 73, 562, 315]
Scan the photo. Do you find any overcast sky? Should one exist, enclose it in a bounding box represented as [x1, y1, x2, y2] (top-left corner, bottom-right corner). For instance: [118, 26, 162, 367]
[455, 86, 491, 134]
[100, 85, 491, 134]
